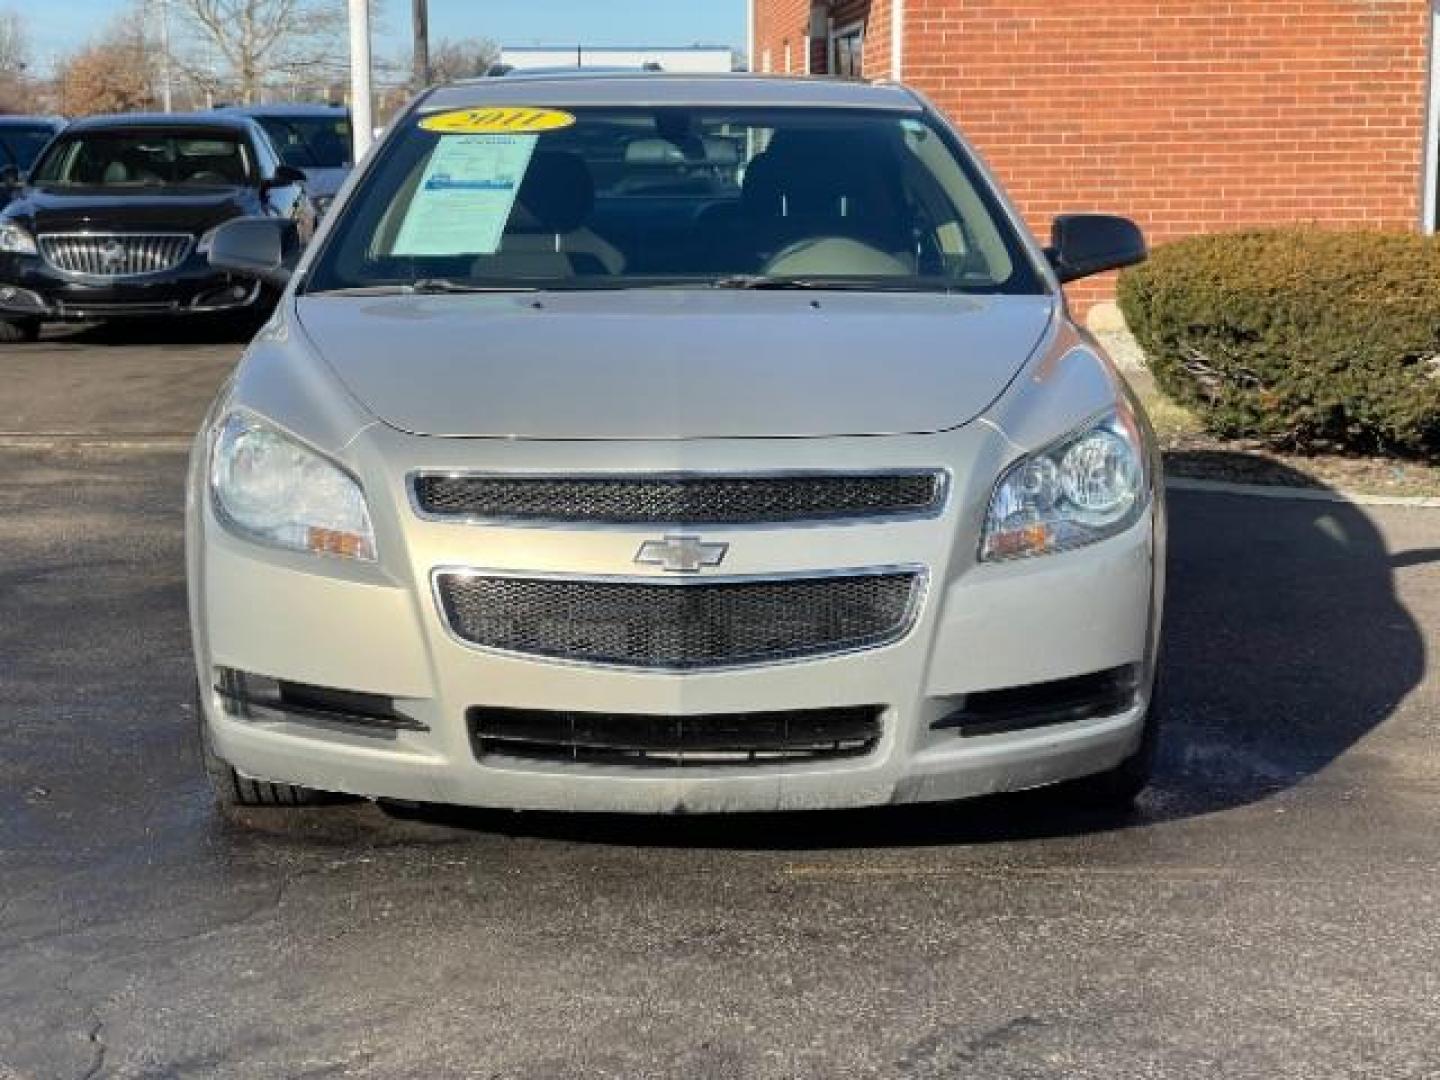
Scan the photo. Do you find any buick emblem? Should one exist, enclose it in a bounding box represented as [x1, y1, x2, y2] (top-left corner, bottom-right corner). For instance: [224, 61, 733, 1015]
[634, 535, 729, 574]
[99, 240, 127, 273]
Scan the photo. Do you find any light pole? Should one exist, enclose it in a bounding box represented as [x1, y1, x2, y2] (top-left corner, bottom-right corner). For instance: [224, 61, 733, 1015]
[158, 0, 173, 112]
[348, 0, 374, 160]
[412, 0, 430, 90]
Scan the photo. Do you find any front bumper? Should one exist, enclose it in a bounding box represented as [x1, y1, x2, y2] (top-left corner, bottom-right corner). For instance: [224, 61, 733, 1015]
[189, 422, 1163, 813]
[0, 252, 262, 321]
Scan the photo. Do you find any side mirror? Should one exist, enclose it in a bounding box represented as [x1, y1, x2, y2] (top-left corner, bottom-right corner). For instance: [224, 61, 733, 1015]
[1045, 214, 1147, 284]
[265, 164, 308, 190]
[206, 216, 298, 287]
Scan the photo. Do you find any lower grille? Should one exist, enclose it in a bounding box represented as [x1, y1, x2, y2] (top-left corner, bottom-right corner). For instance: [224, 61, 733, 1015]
[470, 705, 883, 766]
[39, 232, 193, 279]
[435, 569, 922, 670]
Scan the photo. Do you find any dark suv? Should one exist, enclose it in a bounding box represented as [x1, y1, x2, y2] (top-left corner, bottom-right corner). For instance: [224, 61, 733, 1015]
[0, 112, 313, 342]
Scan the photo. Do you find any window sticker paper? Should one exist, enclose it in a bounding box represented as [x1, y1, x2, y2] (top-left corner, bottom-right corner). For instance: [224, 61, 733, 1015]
[392, 133, 539, 257]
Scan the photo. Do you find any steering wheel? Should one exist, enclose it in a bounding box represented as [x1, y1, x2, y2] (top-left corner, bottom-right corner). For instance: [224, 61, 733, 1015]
[762, 236, 913, 278]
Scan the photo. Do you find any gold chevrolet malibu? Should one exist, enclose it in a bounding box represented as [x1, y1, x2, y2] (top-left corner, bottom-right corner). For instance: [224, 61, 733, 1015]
[188, 73, 1164, 819]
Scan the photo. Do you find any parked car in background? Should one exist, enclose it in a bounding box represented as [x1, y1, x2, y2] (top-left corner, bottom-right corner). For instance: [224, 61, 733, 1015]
[0, 112, 314, 342]
[190, 74, 1164, 820]
[0, 116, 65, 207]
[218, 104, 352, 217]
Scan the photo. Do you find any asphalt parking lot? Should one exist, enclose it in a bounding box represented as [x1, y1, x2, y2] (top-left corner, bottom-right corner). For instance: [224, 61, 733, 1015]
[2, 324, 1439, 1078]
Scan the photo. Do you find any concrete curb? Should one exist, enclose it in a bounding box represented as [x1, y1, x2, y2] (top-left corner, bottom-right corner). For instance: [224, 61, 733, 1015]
[1166, 476, 1440, 509]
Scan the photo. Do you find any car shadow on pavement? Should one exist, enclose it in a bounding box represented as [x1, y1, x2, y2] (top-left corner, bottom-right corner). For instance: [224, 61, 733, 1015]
[315, 453, 1426, 851]
[39, 315, 263, 348]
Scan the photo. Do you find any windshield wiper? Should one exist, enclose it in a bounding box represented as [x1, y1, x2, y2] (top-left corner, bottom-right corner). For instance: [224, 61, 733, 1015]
[710, 275, 823, 290]
[410, 278, 537, 294]
[709, 275, 953, 292]
[307, 279, 537, 297]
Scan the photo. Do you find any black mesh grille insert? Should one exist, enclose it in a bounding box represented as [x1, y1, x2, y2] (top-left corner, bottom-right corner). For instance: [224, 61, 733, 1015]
[470, 705, 884, 766]
[436, 571, 921, 669]
[413, 472, 943, 524]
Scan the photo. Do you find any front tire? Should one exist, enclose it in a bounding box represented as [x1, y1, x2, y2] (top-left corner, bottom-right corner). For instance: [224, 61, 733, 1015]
[1067, 683, 1161, 810]
[197, 688, 331, 813]
[0, 318, 41, 343]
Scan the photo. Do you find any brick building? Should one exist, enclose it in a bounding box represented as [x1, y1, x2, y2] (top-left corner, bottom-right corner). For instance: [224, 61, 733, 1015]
[749, 0, 1440, 309]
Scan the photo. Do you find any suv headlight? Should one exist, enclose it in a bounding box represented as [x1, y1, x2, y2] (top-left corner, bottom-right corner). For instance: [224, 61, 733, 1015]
[981, 406, 1149, 561]
[0, 220, 37, 256]
[209, 411, 376, 561]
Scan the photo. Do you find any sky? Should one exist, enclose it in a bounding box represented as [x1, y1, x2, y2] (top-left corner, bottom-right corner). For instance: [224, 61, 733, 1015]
[20, 0, 748, 73]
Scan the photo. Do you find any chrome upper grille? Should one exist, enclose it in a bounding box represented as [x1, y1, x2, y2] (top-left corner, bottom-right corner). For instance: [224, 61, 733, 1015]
[38, 233, 194, 279]
[435, 569, 923, 670]
[412, 471, 946, 525]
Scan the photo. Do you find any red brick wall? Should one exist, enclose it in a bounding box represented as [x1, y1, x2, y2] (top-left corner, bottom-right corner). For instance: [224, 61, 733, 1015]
[753, 0, 1434, 312]
[754, 0, 813, 72]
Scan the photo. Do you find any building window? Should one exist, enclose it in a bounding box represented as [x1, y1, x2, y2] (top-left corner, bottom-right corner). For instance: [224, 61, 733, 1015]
[762, 48, 772, 74]
[784, 40, 793, 74]
[831, 22, 864, 78]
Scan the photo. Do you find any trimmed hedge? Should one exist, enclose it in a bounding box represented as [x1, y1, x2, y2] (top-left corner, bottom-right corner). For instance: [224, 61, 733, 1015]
[1117, 230, 1440, 455]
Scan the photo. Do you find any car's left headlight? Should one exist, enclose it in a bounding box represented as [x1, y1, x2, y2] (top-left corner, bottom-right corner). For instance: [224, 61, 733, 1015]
[0, 219, 38, 256]
[209, 411, 376, 561]
[981, 405, 1149, 562]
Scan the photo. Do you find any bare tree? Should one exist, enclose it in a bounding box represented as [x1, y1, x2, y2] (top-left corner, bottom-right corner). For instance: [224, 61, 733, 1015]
[428, 37, 499, 85]
[0, 10, 25, 75]
[171, 0, 383, 104]
[0, 9, 36, 113]
[57, 20, 158, 116]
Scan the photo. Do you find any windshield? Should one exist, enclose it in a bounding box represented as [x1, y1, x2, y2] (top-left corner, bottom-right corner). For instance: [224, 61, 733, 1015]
[304, 106, 1045, 295]
[0, 125, 57, 172]
[32, 131, 255, 189]
[256, 115, 352, 169]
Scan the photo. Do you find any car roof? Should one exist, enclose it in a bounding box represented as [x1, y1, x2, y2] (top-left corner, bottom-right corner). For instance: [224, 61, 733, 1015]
[218, 103, 349, 117]
[0, 116, 64, 128]
[426, 73, 921, 112]
[62, 112, 261, 134]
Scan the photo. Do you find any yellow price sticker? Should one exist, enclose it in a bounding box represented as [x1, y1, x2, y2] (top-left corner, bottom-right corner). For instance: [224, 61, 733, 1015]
[419, 107, 577, 135]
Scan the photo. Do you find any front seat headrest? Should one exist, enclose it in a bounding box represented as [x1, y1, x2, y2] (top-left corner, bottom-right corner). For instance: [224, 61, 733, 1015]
[514, 151, 594, 233]
[741, 135, 898, 225]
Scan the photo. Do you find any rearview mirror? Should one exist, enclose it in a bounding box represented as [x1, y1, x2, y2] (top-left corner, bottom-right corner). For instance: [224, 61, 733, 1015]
[0, 164, 21, 186]
[206, 216, 298, 287]
[1045, 214, 1147, 284]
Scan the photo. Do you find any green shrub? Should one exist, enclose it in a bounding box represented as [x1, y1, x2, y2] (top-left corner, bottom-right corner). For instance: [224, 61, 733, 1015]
[1117, 229, 1440, 455]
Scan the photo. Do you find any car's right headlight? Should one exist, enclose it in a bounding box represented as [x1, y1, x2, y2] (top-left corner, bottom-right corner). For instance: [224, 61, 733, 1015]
[0, 219, 37, 256]
[209, 411, 376, 561]
[980, 406, 1149, 562]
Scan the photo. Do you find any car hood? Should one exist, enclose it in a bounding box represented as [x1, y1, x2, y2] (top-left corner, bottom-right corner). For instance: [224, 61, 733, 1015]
[7, 186, 250, 235]
[294, 290, 1056, 440]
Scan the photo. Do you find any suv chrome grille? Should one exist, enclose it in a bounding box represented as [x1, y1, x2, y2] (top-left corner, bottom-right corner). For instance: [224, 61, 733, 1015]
[38, 233, 194, 279]
[412, 472, 945, 525]
[469, 705, 884, 766]
[435, 570, 923, 670]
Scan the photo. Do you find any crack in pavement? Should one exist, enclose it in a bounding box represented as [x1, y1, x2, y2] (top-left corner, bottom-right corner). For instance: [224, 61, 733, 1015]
[76, 1017, 105, 1080]
[897, 1014, 1048, 1073]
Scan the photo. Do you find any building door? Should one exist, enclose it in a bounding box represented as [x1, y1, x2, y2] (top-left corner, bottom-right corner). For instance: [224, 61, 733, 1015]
[831, 21, 865, 77]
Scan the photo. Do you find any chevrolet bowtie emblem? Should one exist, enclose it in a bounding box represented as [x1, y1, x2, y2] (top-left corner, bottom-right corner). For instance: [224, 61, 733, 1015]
[634, 535, 729, 574]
